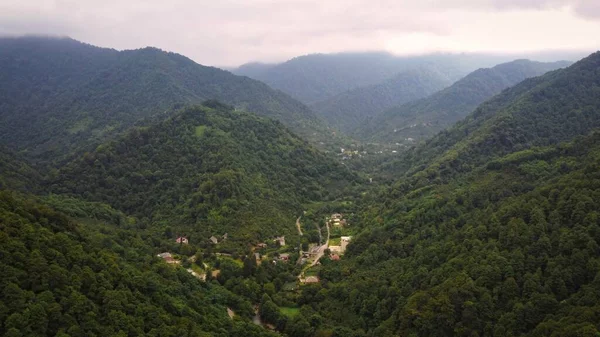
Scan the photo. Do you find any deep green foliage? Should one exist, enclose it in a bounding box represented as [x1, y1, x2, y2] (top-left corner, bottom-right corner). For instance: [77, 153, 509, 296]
[357, 59, 570, 143]
[310, 67, 454, 132]
[49, 103, 356, 245]
[299, 51, 600, 336]
[0, 191, 278, 337]
[0, 36, 326, 162]
[0, 146, 42, 191]
[306, 131, 600, 336]
[385, 52, 600, 178]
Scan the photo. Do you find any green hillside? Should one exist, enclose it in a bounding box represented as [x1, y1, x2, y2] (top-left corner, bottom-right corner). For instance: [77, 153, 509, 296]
[310, 67, 454, 132]
[0, 36, 327, 162]
[0, 190, 278, 337]
[49, 102, 356, 246]
[291, 51, 600, 336]
[0, 146, 42, 192]
[357, 59, 571, 143]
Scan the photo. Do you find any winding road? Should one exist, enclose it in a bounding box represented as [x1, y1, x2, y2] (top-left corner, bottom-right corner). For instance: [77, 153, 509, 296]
[309, 222, 330, 267]
[296, 216, 303, 236]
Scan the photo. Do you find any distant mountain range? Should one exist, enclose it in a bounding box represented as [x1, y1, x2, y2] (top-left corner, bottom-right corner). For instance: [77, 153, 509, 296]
[232, 52, 520, 104]
[309, 66, 455, 132]
[355, 59, 572, 143]
[0, 36, 327, 162]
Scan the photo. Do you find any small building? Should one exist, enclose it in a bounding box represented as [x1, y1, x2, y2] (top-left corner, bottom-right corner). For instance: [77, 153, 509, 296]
[222, 233, 228, 240]
[256, 243, 267, 248]
[279, 253, 290, 261]
[157, 253, 180, 264]
[176, 237, 189, 244]
[341, 236, 352, 242]
[304, 276, 319, 284]
[274, 236, 286, 246]
[210, 236, 219, 244]
[331, 213, 342, 220]
[329, 246, 342, 253]
[164, 256, 180, 264]
[330, 254, 340, 261]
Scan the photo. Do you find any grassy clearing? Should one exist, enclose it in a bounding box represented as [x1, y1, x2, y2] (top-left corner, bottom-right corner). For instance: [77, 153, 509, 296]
[280, 307, 300, 318]
[195, 125, 207, 136]
[329, 237, 341, 246]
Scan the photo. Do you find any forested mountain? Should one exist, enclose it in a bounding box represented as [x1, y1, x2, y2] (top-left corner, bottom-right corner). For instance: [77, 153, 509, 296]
[49, 102, 355, 246]
[356, 59, 571, 143]
[295, 51, 600, 336]
[233, 52, 515, 104]
[0, 190, 278, 337]
[309, 67, 454, 132]
[0, 146, 41, 191]
[0, 36, 326, 162]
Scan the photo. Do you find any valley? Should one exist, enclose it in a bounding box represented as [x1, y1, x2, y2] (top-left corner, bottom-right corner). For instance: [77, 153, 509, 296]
[1, 35, 600, 337]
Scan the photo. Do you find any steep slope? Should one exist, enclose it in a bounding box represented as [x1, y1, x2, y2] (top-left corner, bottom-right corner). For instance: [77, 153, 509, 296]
[0, 190, 277, 337]
[393, 52, 600, 179]
[0, 36, 325, 162]
[0, 146, 41, 191]
[49, 102, 355, 245]
[298, 51, 600, 336]
[309, 67, 454, 132]
[234, 52, 514, 104]
[357, 59, 571, 143]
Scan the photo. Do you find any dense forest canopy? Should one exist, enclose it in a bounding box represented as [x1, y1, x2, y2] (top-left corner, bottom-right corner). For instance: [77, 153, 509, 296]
[294, 51, 600, 336]
[1, 33, 599, 337]
[48, 102, 356, 246]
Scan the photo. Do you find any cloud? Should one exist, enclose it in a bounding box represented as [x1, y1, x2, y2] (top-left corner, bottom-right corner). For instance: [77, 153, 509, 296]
[0, 0, 599, 66]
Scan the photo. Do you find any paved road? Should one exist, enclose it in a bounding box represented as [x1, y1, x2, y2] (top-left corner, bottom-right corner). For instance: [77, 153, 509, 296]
[309, 222, 330, 267]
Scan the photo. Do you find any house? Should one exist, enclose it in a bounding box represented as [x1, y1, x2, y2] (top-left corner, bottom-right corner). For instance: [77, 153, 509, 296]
[341, 236, 352, 242]
[222, 233, 228, 240]
[256, 243, 267, 248]
[279, 253, 290, 261]
[329, 246, 342, 253]
[330, 254, 340, 261]
[157, 253, 180, 264]
[176, 237, 189, 244]
[164, 256, 180, 264]
[304, 276, 319, 284]
[210, 236, 219, 244]
[274, 236, 286, 246]
[331, 213, 342, 220]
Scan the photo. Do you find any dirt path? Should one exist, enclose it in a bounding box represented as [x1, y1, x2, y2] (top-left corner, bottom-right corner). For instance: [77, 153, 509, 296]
[296, 216, 303, 236]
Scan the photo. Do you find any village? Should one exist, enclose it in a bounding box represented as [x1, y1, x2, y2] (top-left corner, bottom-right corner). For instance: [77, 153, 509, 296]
[153, 211, 354, 325]
[156, 212, 353, 284]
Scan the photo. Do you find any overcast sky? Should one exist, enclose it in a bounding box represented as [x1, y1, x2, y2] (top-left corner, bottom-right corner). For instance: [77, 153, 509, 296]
[1, 0, 599, 66]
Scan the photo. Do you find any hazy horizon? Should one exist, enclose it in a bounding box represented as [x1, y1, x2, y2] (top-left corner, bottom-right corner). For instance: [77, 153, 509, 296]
[1, 0, 600, 66]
